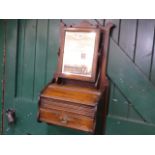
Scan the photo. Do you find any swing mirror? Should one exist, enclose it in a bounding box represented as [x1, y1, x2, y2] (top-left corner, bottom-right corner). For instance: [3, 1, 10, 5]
[58, 25, 101, 82]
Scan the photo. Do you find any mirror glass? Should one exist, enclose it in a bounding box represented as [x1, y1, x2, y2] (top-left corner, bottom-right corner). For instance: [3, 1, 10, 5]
[62, 31, 96, 77]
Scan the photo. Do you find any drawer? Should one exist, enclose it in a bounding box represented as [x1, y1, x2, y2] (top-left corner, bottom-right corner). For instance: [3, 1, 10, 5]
[39, 108, 95, 132]
[40, 98, 96, 118]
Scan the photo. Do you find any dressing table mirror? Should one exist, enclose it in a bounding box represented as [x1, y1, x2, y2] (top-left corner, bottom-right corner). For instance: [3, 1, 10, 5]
[58, 26, 100, 82]
[37, 20, 114, 134]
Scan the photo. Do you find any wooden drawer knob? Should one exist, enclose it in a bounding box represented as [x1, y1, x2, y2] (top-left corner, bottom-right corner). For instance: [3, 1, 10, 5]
[59, 115, 68, 124]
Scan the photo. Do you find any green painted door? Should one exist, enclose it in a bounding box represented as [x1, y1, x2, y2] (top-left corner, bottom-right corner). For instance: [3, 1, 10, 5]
[105, 19, 155, 134]
[0, 20, 5, 134]
[2, 19, 104, 135]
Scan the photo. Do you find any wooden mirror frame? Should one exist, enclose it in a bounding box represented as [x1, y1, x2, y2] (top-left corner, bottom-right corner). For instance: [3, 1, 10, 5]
[57, 22, 101, 82]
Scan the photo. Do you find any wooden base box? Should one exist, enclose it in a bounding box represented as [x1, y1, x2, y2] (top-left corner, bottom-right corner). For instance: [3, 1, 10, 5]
[38, 83, 102, 133]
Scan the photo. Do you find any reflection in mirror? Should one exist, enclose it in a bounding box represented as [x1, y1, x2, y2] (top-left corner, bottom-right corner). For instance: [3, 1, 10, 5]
[62, 31, 96, 77]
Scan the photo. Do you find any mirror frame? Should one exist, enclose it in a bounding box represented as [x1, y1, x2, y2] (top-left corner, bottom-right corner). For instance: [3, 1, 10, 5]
[57, 24, 101, 82]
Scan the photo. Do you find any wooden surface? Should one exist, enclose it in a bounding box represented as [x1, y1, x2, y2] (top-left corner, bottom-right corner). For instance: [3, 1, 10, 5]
[38, 21, 112, 133]
[119, 19, 137, 59]
[38, 83, 102, 133]
[151, 42, 155, 85]
[41, 83, 101, 106]
[40, 98, 96, 117]
[39, 107, 94, 132]
[0, 20, 5, 134]
[135, 20, 155, 77]
[38, 55, 109, 134]
[105, 19, 155, 134]
[3, 20, 64, 135]
[106, 115, 155, 135]
[38, 83, 101, 132]
[108, 38, 155, 123]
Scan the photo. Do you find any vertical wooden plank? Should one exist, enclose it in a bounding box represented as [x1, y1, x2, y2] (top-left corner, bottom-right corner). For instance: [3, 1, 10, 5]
[105, 19, 120, 43]
[108, 82, 115, 115]
[63, 19, 104, 26]
[151, 58, 155, 85]
[63, 19, 83, 25]
[0, 20, 5, 133]
[16, 20, 26, 97]
[5, 20, 18, 105]
[46, 20, 59, 83]
[22, 20, 37, 99]
[4, 20, 18, 134]
[0, 20, 4, 102]
[119, 19, 137, 59]
[33, 19, 48, 99]
[135, 19, 154, 78]
[150, 34, 155, 85]
[109, 85, 129, 118]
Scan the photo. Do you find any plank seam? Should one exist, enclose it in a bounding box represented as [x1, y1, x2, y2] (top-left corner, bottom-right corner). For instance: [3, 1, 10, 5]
[14, 20, 20, 97]
[21, 20, 26, 98]
[133, 19, 139, 62]
[32, 20, 38, 100]
[149, 26, 155, 81]
[45, 20, 50, 84]
[118, 19, 121, 45]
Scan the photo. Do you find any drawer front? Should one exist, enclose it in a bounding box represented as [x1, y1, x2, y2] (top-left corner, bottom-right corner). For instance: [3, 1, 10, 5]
[40, 98, 97, 118]
[39, 108, 95, 132]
